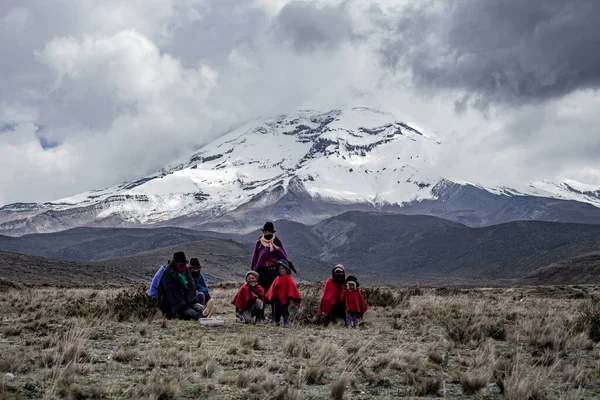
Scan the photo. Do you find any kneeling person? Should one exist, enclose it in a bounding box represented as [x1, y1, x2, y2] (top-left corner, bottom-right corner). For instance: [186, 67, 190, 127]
[232, 271, 265, 324]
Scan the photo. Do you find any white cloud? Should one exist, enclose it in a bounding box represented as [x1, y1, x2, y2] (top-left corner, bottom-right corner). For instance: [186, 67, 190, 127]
[0, 6, 29, 35]
[0, 103, 37, 125]
[0, 0, 599, 206]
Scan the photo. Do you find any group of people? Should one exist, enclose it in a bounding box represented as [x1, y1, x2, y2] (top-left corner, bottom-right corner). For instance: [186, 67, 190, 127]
[149, 221, 367, 328]
[148, 252, 215, 320]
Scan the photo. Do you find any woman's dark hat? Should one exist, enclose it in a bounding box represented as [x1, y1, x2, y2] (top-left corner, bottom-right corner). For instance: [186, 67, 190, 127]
[261, 222, 275, 232]
[189, 258, 201, 268]
[172, 251, 188, 265]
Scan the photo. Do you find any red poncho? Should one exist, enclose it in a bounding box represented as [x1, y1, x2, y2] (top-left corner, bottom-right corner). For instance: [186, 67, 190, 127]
[232, 283, 265, 311]
[345, 289, 368, 319]
[265, 274, 301, 306]
[317, 278, 346, 316]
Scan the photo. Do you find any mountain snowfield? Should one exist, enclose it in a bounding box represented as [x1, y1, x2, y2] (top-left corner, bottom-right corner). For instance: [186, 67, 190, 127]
[1, 107, 599, 236]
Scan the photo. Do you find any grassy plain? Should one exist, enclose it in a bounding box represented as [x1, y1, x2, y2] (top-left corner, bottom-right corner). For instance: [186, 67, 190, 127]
[1, 284, 600, 399]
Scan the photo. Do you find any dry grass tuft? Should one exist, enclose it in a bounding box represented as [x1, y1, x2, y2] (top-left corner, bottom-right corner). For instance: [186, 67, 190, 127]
[236, 371, 252, 388]
[412, 376, 442, 396]
[283, 338, 302, 358]
[304, 364, 326, 385]
[112, 348, 138, 363]
[562, 360, 590, 387]
[316, 342, 341, 366]
[371, 356, 391, 372]
[527, 320, 568, 354]
[201, 359, 218, 378]
[137, 372, 187, 400]
[281, 385, 302, 400]
[240, 334, 262, 350]
[427, 348, 446, 365]
[0, 349, 32, 374]
[283, 338, 311, 359]
[460, 372, 489, 395]
[330, 376, 348, 400]
[389, 349, 423, 374]
[502, 365, 554, 400]
[2, 326, 22, 337]
[567, 332, 594, 351]
[41, 324, 91, 368]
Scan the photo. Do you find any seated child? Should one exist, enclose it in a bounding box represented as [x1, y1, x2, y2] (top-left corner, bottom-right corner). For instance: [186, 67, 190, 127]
[189, 258, 211, 305]
[232, 271, 265, 324]
[344, 276, 367, 328]
[266, 259, 302, 328]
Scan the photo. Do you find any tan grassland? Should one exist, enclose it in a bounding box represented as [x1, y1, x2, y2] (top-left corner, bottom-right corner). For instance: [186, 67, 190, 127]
[1, 284, 600, 399]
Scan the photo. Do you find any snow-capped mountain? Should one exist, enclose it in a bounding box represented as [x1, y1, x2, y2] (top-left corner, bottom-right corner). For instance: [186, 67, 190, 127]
[1, 107, 600, 236]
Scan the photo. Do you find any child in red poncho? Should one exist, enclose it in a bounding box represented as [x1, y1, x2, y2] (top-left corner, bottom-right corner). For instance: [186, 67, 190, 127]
[232, 271, 265, 324]
[344, 276, 367, 328]
[265, 259, 301, 328]
[317, 264, 347, 324]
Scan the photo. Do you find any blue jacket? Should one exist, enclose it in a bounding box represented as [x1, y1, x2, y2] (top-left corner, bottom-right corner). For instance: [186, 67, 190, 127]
[195, 273, 210, 296]
[148, 266, 166, 297]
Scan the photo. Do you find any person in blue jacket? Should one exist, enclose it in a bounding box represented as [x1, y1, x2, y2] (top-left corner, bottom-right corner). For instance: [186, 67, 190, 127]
[189, 258, 211, 305]
[148, 260, 169, 297]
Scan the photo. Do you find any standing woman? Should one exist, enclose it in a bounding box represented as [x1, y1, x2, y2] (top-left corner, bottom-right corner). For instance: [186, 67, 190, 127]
[250, 222, 290, 293]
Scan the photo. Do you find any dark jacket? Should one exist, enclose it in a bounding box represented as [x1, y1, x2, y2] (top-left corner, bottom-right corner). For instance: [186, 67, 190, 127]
[158, 262, 199, 316]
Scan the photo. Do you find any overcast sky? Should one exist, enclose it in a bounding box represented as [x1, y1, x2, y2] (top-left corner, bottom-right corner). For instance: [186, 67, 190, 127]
[1, 0, 599, 205]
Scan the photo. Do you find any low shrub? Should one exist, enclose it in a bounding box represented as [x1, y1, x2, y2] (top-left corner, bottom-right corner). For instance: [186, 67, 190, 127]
[571, 297, 600, 341]
[362, 287, 403, 308]
[64, 297, 106, 318]
[443, 313, 508, 345]
[107, 285, 158, 321]
[289, 285, 322, 324]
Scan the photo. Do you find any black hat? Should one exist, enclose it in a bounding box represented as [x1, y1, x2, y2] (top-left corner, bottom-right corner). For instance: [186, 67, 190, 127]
[261, 222, 275, 232]
[189, 258, 201, 267]
[172, 251, 188, 265]
[346, 275, 360, 288]
[277, 259, 297, 274]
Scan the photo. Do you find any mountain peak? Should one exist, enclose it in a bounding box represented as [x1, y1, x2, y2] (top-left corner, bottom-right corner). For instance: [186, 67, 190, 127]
[1, 106, 599, 236]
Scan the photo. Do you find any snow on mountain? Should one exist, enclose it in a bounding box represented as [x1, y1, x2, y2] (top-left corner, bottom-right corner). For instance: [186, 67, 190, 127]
[527, 180, 600, 206]
[0, 106, 599, 235]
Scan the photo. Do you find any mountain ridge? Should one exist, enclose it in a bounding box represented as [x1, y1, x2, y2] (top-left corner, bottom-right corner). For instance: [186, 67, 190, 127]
[1, 106, 600, 236]
[3, 212, 599, 285]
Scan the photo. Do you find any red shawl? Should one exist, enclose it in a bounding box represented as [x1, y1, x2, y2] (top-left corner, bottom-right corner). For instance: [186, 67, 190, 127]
[232, 283, 265, 311]
[318, 278, 346, 316]
[265, 274, 301, 306]
[345, 290, 368, 319]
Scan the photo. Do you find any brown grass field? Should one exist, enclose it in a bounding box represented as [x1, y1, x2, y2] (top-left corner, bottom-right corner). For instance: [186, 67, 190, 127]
[1, 284, 600, 399]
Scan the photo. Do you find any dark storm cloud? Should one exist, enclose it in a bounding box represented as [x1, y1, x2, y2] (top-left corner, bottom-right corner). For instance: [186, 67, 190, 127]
[380, 0, 600, 104]
[273, 1, 356, 52]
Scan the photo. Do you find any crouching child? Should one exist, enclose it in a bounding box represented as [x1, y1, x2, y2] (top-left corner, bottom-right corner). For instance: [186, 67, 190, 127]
[232, 271, 265, 324]
[265, 260, 301, 328]
[344, 276, 367, 328]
